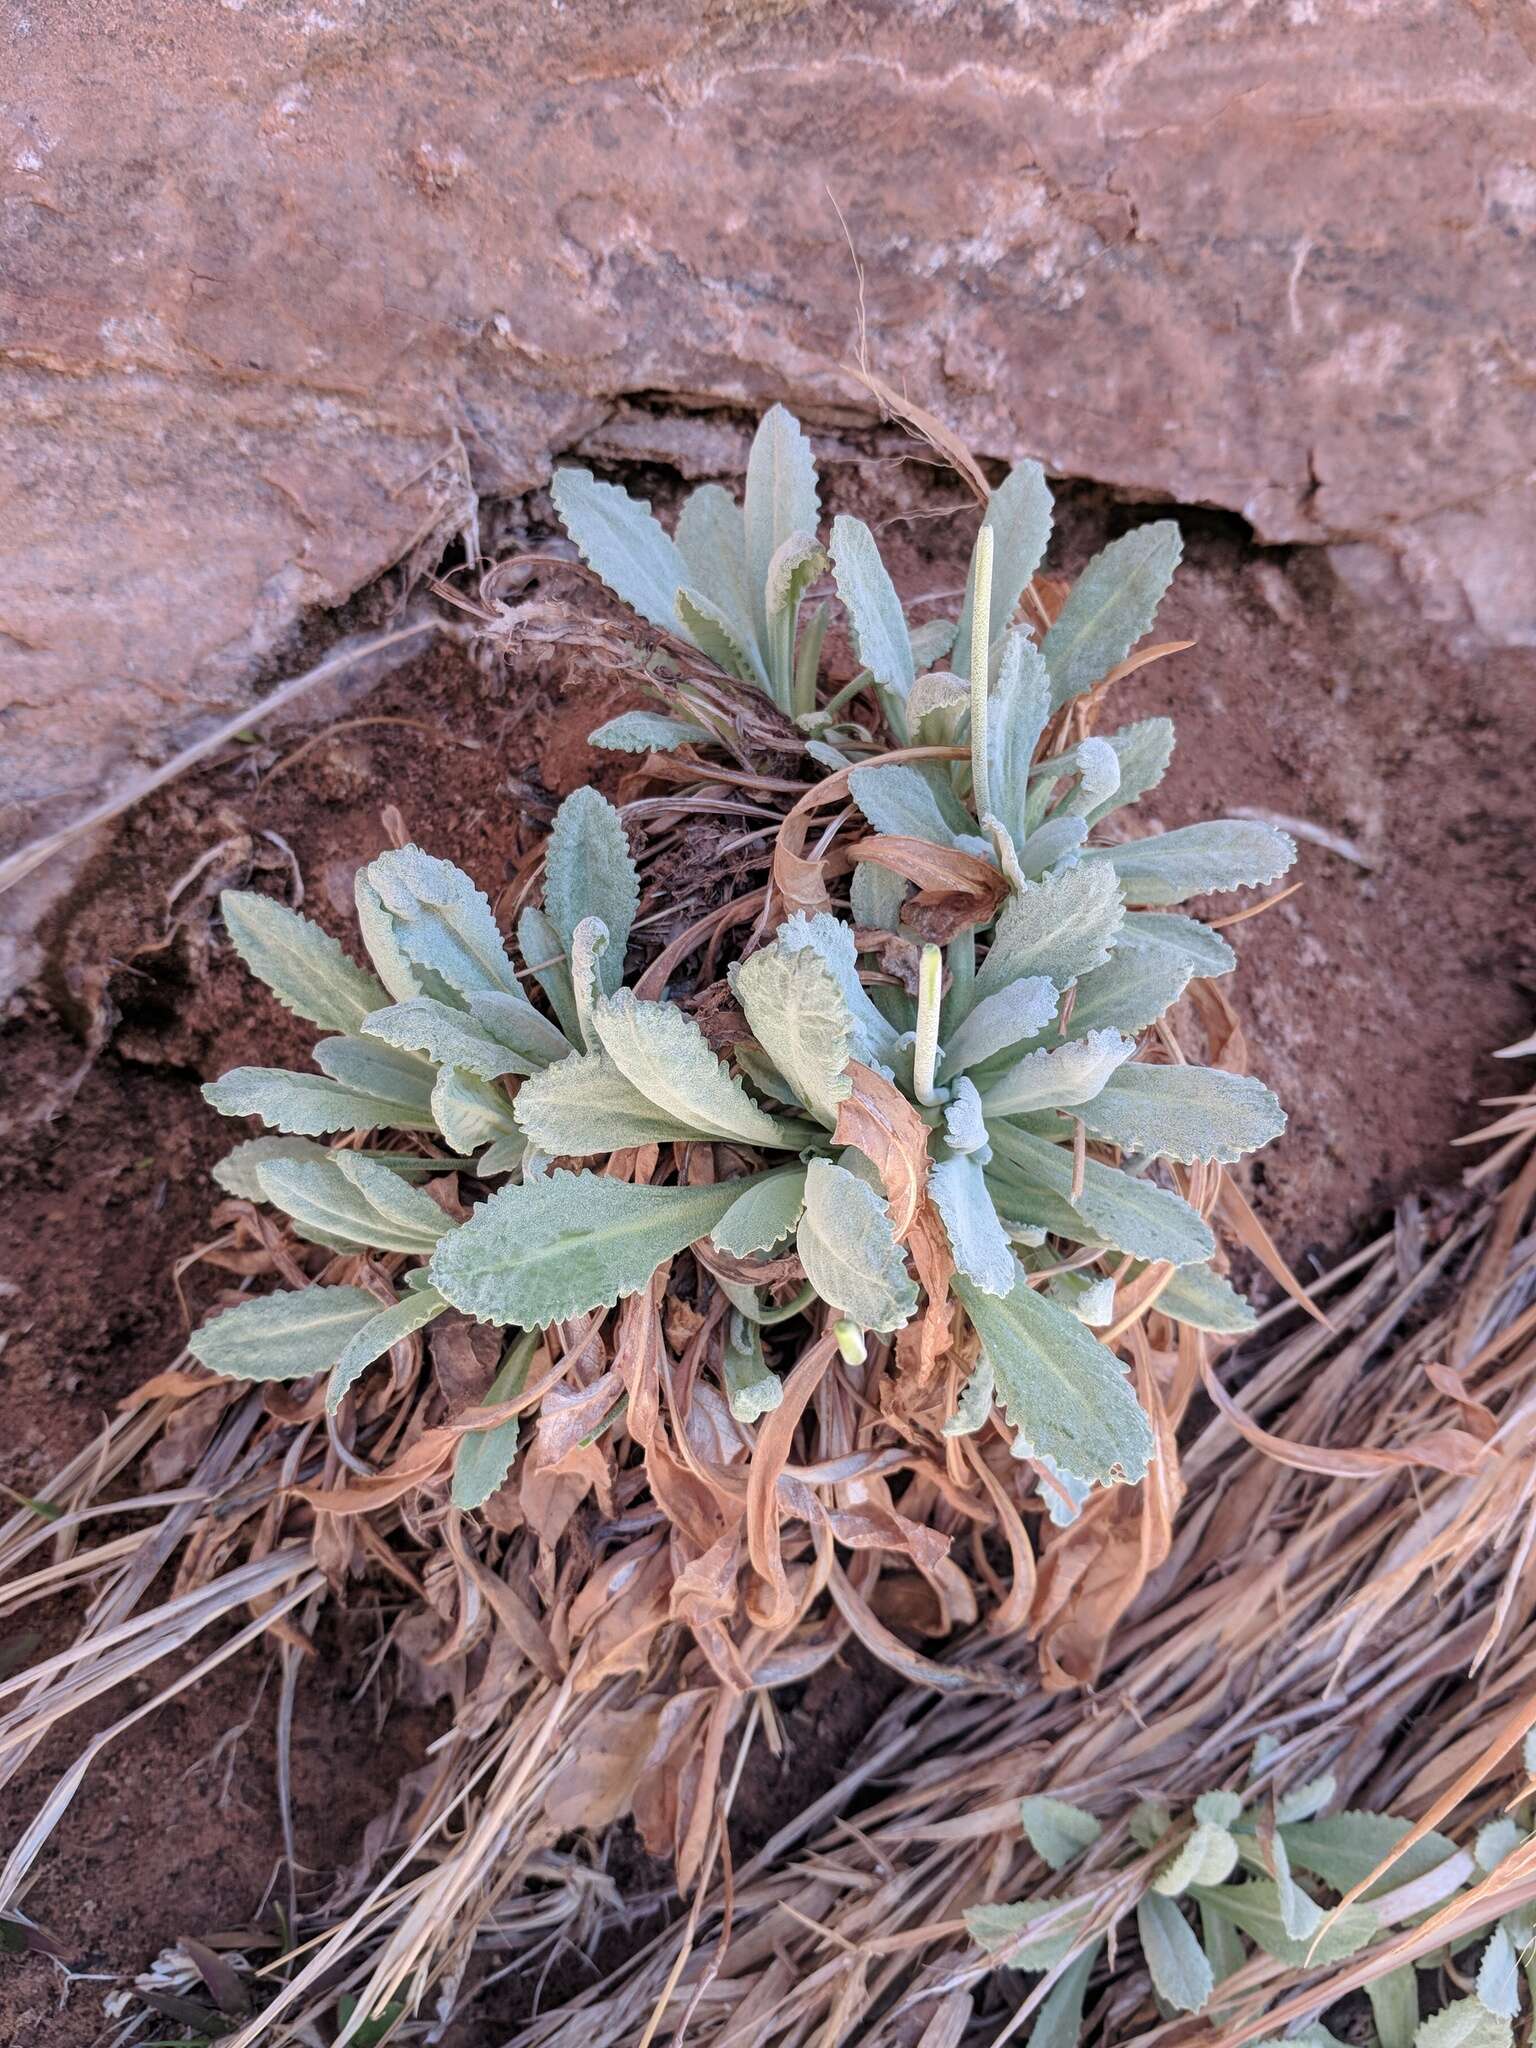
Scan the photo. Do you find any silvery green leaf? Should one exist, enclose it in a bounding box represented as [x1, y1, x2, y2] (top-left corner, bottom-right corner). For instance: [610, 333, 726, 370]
[1024, 1941, 1099, 2048]
[765, 530, 825, 621]
[1137, 1893, 1213, 2015]
[723, 1311, 783, 1424]
[1090, 820, 1297, 906]
[354, 870, 425, 1001]
[849, 763, 973, 848]
[805, 738, 852, 771]
[1036, 1453, 1096, 1525]
[1041, 520, 1182, 708]
[907, 668, 969, 736]
[362, 846, 520, 1000]
[477, 1132, 525, 1176]
[312, 1032, 439, 1112]
[987, 632, 1053, 851]
[190, 1285, 383, 1382]
[512, 1048, 689, 1153]
[776, 912, 902, 1068]
[452, 1329, 538, 1511]
[1279, 1813, 1460, 1898]
[1019, 1796, 1102, 1872]
[517, 903, 580, 1043]
[796, 1157, 918, 1333]
[363, 997, 526, 1080]
[543, 788, 639, 998]
[745, 405, 820, 644]
[980, 1029, 1135, 1118]
[1121, 910, 1236, 979]
[932, 1154, 1015, 1295]
[1050, 1271, 1115, 1326]
[1200, 1900, 1247, 1986]
[677, 480, 757, 649]
[589, 709, 712, 753]
[1080, 1064, 1286, 1165]
[1083, 718, 1176, 825]
[204, 1065, 437, 1135]
[850, 859, 908, 935]
[220, 890, 387, 1031]
[909, 617, 959, 668]
[1195, 1790, 1244, 1827]
[326, 1286, 448, 1412]
[1263, 1828, 1325, 1941]
[677, 584, 767, 688]
[432, 1067, 519, 1153]
[953, 460, 1053, 661]
[466, 989, 571, 1068]
[1273, 1774, 1335, 1825]
[972, 863, 1124, 1003]
[1065, 946, 1194, 1039]
[966, 1896, 1093, 1970]
[551, 466, 688, 635]
[941, 1076, 989, 1154]
[591, 991, 790, 1145]
[943, 1355, 994, 1436]
[1131, 1801, 1172, 1850]
[1017, 815, 1088, 880]
[985, 1123, 1215, 1266]
[1368, 1967, 1421, 2048]
[1154, 1262, 1258, 1334]
[1412, 1999, 1513, 2048]
[1476, 1819, 1523, 1875]
[1477, 1928, 1521, 2022]
[568, 914, 608, 1050]
[213, 1135, 336, 1199]
[954, 1268, 1154, 1486]
[943, 975, 1058, 1074]
[1073, 738, 1120, 806]
[830, 515, 915, 699]
[710, 1166, 807, 1257]
[1154, 1823, 1240, 1895]
[430, 1169, 756, 1327]
[256, 1151, 450, 1255]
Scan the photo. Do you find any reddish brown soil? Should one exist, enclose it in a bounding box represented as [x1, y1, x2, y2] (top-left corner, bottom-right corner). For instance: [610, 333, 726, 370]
[2, 460, 1533, 2041]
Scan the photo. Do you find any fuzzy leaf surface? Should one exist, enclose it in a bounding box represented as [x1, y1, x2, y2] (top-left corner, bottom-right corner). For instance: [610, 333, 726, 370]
[431, 1067, 519, 1153]
[1082, 718, 1176, 824]
[327, 1288, 448, 1412]
[985, 1123, 1215, 1266]
[677, 481, 758, 653]
[256, 1151, 450, 1254]
[723, 1313, 783, 1423]
[1041, 521, 1182, 707]
[677, 585, 766, 687]
[204, 1065, 437, 1136]
[733, 942, 855, 1129]
[591, 992, 789, 1145]
[830, 515, 915, 698]
[544, 789, 639, 997]
[551, 467, 688, 635]
[1414, 2001, 1514, 2048]
[190, 1286, 382, 1382]
[1019, 1796, 1103, 1872]
[514, 1048, 700, 1153]
[1137, 1894, 1213, 2015]
[1191, 1880, 1376, 1968]
[466, 990, 571, 1068]
[745, 405, 820, 643]
[980, 1029, 1135, 1118]
[1154, 1262, 1258, 1334]
[710, 1166, 808, 1257]
[849, 763, 973, 849]
[777, 912, 901, 1067]
[1065, 947, 1194, 1040]
[973, 863, 1125, 1003]
[796, 1157, 918, 1332]
[588, 709, 713, 754]
[1278, 1813, 1460, 1898]
[931, 1154, 1015, 1295]
[966, 1897, 1093, 1970]
[987, 633, 1053, 851]
[364, 998, 527, 1080]
[954, 1268, 1155, 1485]
[451, 1333, 536, 1510]
[943, 975, 1059, 1074]
[213, 1135, 335, 1199]
[220, 890, 386, 1031]
[361, 846, 519, 1000]
[954, 460, 1054, 660]
[1079, 1064, 1286, 1165]
[1120, 910, 1236, 979]
[429, 1171, 753, 1326]
[1091, 821, 1296, 906]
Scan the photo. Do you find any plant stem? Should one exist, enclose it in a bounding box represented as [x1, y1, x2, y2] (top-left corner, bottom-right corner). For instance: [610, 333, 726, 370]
[833, 1319, 867, 1365]
[968, 522, 994, 823]
[912, 942, 944, 1105]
